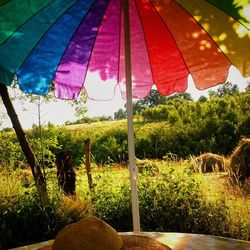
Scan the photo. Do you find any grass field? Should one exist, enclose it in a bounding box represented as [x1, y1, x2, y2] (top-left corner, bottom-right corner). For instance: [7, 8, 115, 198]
[0, 159, 249, 248]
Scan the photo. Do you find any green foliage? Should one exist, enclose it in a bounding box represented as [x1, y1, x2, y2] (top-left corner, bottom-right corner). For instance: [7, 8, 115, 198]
[1, 127, 13, 132]
[132, 89, 168, 114]
[137, 91, 249, 157]
[136, 159, 160, 176]
[114, 108, 126, 120]
[216, 82, 239, 98]
[86, 162, 250, 240]
[0, 170, 89, 248]
[1, 160, 250, 248]
[0, 131, 24, 169]
[68, 90, 88, 118]
[138, 165, 230, 235]
[91, 168, 132, 231]
[27, 125, 63, 168]
[65, 115, 113, 125]
[245, 82, 250, 92]
[55, 195, 89, 228]
[0, 90, 249, 168]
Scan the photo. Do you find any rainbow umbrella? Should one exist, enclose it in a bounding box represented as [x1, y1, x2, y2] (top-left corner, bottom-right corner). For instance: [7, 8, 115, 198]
[0, 0, 249, 232]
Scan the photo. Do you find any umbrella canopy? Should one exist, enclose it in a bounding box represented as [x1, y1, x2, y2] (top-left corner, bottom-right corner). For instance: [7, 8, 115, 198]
[0, 0, 249, 99]
[0, 0, 250, 232]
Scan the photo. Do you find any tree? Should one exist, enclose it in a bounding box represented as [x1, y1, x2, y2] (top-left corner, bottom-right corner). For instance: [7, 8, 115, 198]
[114, 108, 126, 120]
[0, 81, 88, 204]
[216, 82, 239, 97]
[68, 90, 88, 118]
[198, 95, 208, 102]
[0, 83, 48, 205]
[245, 82, 250, 92]
[208, 90, 217, 98]
[166, 92, 193, 101]
[130, 89, 168, 114]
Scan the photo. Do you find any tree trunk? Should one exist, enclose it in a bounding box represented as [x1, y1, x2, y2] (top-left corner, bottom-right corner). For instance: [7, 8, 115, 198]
[0, 83, 48, 205]
[56, 150, 76, 196]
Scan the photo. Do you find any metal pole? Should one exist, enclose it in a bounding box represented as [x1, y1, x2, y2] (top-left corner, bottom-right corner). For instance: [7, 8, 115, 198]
[123, 0, 140, 232]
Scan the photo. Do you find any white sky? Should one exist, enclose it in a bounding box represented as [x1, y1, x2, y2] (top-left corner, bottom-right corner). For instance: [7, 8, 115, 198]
[0, 66, 249, 130]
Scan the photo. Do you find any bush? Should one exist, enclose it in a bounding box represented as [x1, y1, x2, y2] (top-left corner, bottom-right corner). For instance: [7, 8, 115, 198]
[0, 171, 89, 249]
[136, 159, 159, 176]
[55, 196, 89, 227]
[91, 168, 132, 231]
[138, 165, 228, 234]
[89, 163, 232, 237]
[1, 160, 249, 247]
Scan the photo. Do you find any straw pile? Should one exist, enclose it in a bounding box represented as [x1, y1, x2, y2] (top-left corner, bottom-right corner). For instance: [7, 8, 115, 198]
[194, 153, 225, 173]
[53, 216, 123, 250]
[229, 138, 250, 180]
[50, 216, 171, 250]
[136, 159, 159, 176]
[121, 234, 170, 250]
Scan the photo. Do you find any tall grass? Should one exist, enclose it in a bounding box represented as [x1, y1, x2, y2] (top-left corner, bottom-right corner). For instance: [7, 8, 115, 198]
[0, 160, 249, 248]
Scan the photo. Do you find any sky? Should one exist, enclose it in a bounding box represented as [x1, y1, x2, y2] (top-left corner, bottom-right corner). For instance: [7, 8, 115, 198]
[0, 66, 249, 130]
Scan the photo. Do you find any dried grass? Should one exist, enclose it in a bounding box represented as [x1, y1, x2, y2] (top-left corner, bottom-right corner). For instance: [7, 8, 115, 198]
[229, 138, 250, 180]
[193, 153, 226, 173]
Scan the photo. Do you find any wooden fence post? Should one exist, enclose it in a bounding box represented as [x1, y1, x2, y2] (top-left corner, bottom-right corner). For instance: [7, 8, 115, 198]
[84, 139, 93, 191]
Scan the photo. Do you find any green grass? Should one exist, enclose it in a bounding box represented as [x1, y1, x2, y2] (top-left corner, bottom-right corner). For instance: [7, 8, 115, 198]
[74, 160, 250, 238]
[0, 159, 249, 248]
[195, 170, 250, 240]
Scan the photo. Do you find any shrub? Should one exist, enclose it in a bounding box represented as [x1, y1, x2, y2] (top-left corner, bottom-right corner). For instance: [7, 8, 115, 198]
[0, 170, 89, 249]
[136, 159, 159, 176]
[138, 165, 228, 234]
[55, 196, 89, 227]
[89, 163, 231, 237]
[91, 169, 132, 231]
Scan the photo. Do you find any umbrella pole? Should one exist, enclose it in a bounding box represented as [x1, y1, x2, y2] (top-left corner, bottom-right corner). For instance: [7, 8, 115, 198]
[123, 0, 140, 232]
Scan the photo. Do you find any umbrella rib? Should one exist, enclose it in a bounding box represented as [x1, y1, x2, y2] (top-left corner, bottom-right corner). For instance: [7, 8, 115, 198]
[14, 1, 78, 75]
[0, 1, 55, 47]
[53, 0, 111, 100]
[133, 0, 154, 88]
[49, 0, 100, 97]
[148, 0, 191, 84]
[174, 0, 234, 70]
[204, 0, 250, 31]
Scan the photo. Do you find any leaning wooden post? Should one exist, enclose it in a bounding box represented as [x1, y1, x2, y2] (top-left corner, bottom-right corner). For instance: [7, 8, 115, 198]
[84, 139, 93, 191]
